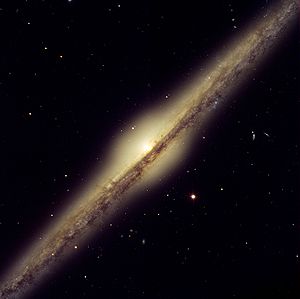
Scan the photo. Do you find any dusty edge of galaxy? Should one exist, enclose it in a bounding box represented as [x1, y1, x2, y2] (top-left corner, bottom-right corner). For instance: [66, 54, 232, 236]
[0, 0, 299, 298]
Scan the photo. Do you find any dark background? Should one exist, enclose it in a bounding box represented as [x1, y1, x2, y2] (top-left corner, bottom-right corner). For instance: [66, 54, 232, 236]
[0, 0, 299, 298]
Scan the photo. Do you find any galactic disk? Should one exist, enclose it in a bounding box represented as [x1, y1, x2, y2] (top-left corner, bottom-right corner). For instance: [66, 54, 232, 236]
[0, 0, 298, 298]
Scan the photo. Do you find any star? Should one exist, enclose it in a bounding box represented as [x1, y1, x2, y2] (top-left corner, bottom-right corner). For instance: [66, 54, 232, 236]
[190, 194, 197, 200]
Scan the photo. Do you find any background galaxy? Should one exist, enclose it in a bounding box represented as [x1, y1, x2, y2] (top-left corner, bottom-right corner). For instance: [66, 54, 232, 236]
[0, 0, 299, 298]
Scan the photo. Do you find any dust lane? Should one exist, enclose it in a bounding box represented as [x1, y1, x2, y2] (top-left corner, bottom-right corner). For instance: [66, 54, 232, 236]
[0, 1, 298, 298]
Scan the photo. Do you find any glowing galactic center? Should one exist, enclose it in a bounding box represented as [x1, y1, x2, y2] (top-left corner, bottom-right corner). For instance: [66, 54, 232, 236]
[0, 1, 298, 298]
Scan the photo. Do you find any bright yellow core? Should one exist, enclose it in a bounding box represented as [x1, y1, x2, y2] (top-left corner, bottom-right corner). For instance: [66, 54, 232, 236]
[143, 143, 153, 153]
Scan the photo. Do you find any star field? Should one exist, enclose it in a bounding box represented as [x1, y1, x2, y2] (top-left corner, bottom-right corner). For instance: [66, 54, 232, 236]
[0, 0, 299, 298]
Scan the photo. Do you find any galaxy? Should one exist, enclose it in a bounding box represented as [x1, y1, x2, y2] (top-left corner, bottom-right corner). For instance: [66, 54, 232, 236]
[0, 0, 299, 298]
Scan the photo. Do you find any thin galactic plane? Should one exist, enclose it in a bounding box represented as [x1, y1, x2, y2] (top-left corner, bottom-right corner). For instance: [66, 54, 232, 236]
[0, 0, 298, 298]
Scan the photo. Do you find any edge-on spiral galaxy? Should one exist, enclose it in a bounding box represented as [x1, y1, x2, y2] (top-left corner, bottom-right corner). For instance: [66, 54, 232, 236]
[0, 0, 298, 298]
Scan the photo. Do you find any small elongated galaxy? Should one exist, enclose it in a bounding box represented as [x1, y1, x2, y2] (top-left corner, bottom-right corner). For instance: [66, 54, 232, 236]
[0, 0, 299, 298]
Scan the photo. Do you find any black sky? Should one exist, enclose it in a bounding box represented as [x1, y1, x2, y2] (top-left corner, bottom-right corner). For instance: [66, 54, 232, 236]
[0, 0, 299, 298]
